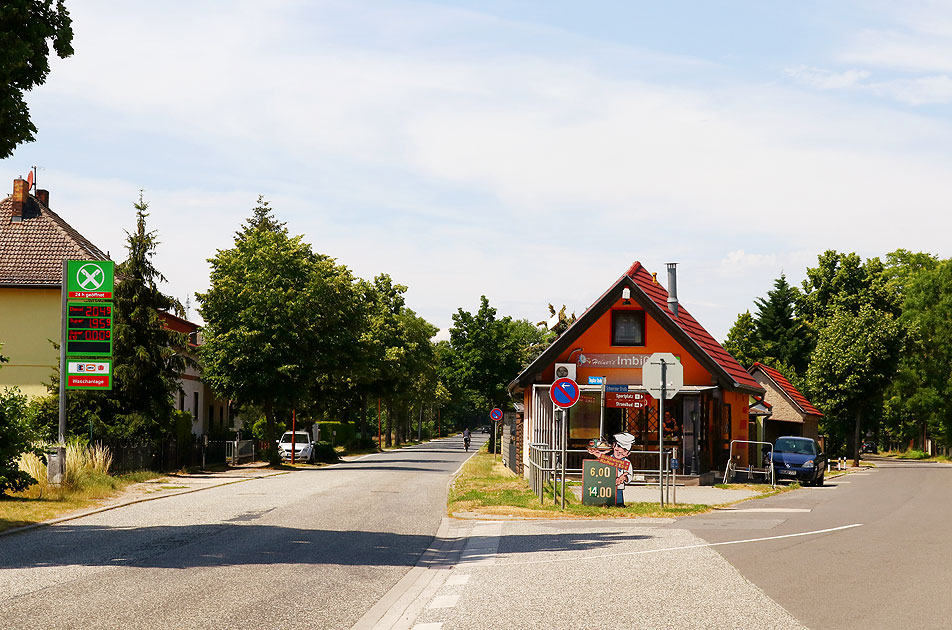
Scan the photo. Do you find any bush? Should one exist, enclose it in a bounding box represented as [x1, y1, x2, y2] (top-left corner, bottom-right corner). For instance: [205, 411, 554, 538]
[0, 388, 40, 495]
[315, 421, 356, 445]
[312, 441, 339, 463]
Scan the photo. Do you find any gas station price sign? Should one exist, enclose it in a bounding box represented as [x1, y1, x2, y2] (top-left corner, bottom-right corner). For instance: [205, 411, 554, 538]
[66, 302, 113, 357]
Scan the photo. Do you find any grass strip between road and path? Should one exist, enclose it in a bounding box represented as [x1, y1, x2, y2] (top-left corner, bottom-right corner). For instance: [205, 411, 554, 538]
[0, 470, 163, 533]
[450, 448, 720, 519]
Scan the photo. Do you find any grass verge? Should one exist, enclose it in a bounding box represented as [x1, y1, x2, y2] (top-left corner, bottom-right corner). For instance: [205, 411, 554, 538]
[449, 451, 714, 519]
[0, 470, 163, 533]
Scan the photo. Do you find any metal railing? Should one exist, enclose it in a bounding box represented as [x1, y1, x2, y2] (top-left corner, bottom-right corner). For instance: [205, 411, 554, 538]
[723, 439, 774, 486]
[528, 443, 676, 508]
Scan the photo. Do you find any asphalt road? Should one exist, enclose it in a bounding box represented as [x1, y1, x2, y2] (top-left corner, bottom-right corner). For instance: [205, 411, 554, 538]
[0, 434, 485, 630]
[683, 457, 952, 629]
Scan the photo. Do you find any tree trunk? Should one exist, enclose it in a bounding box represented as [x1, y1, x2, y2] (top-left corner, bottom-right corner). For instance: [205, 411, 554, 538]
[385, 399, 392, 448]
[853, 409, 862, 468]
[418, 405, 423, 442]
[264, 400, 281, 465]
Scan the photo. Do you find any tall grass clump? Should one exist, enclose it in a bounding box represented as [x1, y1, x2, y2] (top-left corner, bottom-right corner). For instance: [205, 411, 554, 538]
[64, 440, 114, 488]
[17, 451, 48, 495]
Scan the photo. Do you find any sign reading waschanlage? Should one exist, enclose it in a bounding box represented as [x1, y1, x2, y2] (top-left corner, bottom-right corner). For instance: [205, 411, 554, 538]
[576, 353, 680, 369]
[67, 260, 115, 299]
[66, 301, 113, 357]
[65, 359, 112, 390]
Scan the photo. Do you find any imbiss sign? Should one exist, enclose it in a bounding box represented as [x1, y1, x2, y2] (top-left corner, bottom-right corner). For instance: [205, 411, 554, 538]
[606, 392, 650, 409]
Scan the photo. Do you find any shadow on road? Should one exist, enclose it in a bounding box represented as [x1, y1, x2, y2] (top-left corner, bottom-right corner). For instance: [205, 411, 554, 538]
[0, 524, 653, 571]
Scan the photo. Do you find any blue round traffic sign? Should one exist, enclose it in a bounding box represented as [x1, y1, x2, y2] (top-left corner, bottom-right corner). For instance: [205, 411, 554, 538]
[490, 408, 503, 421]
[550, 377, 580, 408]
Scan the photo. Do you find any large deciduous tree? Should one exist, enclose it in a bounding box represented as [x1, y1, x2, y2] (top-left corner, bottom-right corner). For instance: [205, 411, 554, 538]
[806, 304, 902, 465]
[197, 198, 358, 462]
[0, 0, 74, 157]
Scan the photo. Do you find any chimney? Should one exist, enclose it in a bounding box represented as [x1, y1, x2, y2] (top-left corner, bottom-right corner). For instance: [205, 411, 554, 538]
[11, 178, 28, 222]
[36, 189, 49, 207]
[666, 262, 679, 317]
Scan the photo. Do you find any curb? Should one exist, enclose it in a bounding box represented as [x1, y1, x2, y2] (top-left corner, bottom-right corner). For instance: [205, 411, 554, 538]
[0, 470, 289, 539]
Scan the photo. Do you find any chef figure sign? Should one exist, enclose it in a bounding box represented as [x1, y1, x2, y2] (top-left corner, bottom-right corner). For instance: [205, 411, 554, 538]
[587, 432, 636, 506]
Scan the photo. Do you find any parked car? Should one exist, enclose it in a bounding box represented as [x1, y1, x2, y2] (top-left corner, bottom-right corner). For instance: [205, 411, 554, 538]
[861, 440, 878, 454]
[276, 431, 315, 463]
[767, 436, 827, 486]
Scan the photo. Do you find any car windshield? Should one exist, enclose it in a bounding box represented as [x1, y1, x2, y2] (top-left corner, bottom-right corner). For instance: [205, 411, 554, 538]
[775, 438, 815, 455]
[280, 433, 308, 444]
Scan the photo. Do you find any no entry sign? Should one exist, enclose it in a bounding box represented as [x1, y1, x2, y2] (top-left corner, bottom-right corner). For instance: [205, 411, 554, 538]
[550, 377, 580, 408]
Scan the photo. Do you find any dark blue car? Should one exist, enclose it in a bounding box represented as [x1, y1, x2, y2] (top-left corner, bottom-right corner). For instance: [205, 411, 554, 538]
[768, 436, 827, 486]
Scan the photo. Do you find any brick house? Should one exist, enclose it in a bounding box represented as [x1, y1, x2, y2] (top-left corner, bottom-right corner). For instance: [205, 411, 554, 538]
[748, 362, 822, 444]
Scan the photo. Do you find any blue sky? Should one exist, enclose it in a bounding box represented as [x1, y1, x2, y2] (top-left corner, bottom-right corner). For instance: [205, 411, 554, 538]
[5, 1, 952, 342]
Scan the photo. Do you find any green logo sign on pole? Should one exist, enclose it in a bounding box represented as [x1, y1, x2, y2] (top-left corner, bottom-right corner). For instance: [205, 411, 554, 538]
[67, 260, 114, 300]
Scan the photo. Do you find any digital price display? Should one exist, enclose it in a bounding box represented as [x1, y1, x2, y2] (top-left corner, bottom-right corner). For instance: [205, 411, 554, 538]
[66, 302, 113, 357]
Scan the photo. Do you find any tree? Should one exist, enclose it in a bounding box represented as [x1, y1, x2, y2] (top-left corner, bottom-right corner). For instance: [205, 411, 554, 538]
[723, 310, 759, 368]
[448, 296, 525, 415]
[0, 387, 39, 494]
[0, 0, 74, 157]
[753, 274, 810, 375]
[107, 194, 188, 438]
[197, 198, 359, 462]
[884, 258, 952, 450]
[806, 304, 902, 464]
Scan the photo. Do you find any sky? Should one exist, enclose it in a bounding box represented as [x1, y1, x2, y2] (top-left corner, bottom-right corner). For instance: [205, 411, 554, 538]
[5, 0, 952, 343]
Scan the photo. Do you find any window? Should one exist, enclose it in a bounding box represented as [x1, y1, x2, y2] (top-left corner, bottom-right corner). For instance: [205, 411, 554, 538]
[611, 310, 645, 346]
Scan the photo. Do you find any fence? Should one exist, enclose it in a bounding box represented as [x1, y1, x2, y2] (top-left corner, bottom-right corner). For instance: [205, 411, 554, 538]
[101, 436, 230, 473]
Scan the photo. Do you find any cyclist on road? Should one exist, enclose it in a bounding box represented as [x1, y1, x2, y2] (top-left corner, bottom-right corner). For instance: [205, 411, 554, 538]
[463, 428, 471, 451]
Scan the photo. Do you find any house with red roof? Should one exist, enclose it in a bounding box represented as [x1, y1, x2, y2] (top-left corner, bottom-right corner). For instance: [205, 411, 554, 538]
[0, 177, 231, 437]
[748, 362, 822, 444]
[508, 262, 765, 483]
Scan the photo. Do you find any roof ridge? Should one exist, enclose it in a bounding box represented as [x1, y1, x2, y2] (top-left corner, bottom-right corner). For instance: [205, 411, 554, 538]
[41, 203, 109, 260]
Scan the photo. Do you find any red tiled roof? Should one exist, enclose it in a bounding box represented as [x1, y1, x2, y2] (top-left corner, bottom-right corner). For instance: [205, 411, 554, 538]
[510, 261, 765, 395]
[0, 193, 109, 285]
[750, 362, 823, 417]
[625, 262, 763, 392]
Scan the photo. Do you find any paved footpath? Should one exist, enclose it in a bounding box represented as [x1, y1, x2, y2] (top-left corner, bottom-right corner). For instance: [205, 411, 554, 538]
[354, 516, 805, 630]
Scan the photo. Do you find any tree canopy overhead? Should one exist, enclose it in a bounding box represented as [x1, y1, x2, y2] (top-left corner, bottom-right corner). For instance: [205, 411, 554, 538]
[0, 0, 74, 157]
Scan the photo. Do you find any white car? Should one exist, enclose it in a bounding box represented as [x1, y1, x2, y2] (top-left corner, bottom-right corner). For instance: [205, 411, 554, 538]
[276, 431, 315, 463]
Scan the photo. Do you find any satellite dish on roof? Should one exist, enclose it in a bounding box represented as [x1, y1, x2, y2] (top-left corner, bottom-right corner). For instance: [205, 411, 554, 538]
[26, 170, 33, 190]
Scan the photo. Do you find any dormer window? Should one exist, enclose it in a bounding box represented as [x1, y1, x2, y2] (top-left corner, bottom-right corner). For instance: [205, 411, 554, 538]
[612, 309, 645, 346]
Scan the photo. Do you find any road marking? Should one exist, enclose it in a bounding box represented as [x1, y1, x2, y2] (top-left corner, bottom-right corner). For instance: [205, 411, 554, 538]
[495, 523, 864, 567]
[732, 508, 811, 513]
[428, 595, 459, 609]
[445, 575, 470, 586]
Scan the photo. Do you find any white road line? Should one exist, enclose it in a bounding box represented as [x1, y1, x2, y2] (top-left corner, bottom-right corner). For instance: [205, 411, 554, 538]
[494, 523, 864, 567]
[733, 508, 811, 513]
